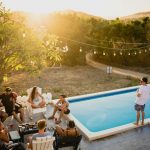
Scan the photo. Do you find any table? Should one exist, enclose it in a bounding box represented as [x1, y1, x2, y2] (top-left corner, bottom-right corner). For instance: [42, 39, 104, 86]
[18, 124, 38, 142]
[18, 123, 55, 143]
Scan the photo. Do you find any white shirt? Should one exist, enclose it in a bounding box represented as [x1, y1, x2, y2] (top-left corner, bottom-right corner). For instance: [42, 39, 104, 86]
[135, 85, 150, 105]
[33, 96, 42, 106]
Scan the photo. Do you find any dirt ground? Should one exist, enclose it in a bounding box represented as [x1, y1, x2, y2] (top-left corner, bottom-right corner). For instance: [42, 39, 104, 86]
[0, 66, 138, 99]
[123, 66, 150, 74]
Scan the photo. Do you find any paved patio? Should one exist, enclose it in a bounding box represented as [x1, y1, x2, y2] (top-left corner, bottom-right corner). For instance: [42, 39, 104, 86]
[3, 105, 150, 150]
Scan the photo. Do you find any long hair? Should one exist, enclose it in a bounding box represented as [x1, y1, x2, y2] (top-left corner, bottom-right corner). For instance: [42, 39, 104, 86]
[30, 86, 37, 101]
[68, 120, 75, 128]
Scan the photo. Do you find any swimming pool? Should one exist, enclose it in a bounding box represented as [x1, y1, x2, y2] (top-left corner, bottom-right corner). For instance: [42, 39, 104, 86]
[67, 86, 150, 140]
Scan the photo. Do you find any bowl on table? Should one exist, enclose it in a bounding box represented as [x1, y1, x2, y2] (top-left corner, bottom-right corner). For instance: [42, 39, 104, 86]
[28, 122, 35, 128]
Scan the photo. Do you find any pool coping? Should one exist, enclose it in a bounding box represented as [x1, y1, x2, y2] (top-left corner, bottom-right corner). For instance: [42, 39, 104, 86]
[64, 85, 150, 141]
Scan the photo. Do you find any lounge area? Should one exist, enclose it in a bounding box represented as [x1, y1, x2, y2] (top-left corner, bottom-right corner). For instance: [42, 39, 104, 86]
[2, 104, 82, 150]
[1, 1, 150, 149]
[0, 82, 150, 150]
[0, 87, 83, 150]
[2, 103, 150, 150]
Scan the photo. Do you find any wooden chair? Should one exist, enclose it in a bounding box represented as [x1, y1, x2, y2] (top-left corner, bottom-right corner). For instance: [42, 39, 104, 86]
[29, 136, 55, 150]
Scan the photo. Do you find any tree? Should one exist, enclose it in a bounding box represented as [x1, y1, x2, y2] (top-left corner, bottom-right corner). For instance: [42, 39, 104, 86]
[43, 34, 63, 67]
[0, 2, 44, 82]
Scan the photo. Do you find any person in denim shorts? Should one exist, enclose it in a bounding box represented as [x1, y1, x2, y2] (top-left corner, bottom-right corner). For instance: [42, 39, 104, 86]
[134, 77, 150, 126]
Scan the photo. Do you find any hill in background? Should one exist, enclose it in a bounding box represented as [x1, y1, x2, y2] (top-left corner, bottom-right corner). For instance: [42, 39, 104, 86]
[121, 11, 150, 20]
[12, 10, 150, 25]
[55, 10, 102, 20]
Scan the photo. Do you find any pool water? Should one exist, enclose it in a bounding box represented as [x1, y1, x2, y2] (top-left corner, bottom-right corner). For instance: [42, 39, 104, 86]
[69, 90, 150, 132]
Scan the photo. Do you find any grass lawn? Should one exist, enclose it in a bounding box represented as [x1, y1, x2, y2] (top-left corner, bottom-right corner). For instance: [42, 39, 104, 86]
[0, 66, 138, 99]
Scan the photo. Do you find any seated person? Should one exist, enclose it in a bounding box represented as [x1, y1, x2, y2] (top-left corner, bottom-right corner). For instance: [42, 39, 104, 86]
[0, 110, 8, 122]
[0, 122, 25, 150]
[28, 86, 46, 109]
[0, 87, 24, 124]
[0, 121, 9, 143]
[28, 119, 51, 149]
[48, 95, 70, 124]
[55, 120, 79, 137]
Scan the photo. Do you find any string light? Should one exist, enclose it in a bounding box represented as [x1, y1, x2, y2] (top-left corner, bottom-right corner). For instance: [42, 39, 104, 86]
[79, 47, 82, 52]
[60, 43, 149, 57]
[94, 50, 97, 54]
[46, 41, 49, 46]
[65, 45, 68, 52]
[62, 44, 68, 52]
[113, 53, 116, 56]
[59, 37, 150, 57]
[103, 52, 106, 55]
[22, 33, 26, 38]
[120, 52, 123, 55]
[59, 36, 150, 51]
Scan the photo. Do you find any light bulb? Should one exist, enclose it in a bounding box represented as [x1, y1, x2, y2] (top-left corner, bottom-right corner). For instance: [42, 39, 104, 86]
[79, 47, 82, 52]
[22, 33, 26, 38]
[94, 51, 97, 54]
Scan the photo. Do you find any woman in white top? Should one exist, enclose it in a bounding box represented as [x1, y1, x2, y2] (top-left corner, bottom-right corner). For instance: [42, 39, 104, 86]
[28, 87, 46, 108]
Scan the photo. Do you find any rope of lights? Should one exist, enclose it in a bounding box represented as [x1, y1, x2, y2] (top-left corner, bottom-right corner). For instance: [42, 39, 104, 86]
[99, 48, 150, 57]
[59, 36, 150, 51]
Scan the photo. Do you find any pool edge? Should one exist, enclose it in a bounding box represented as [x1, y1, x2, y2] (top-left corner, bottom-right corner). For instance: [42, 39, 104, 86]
[66, 85, 149, 141]
[67, 113, 150, 141]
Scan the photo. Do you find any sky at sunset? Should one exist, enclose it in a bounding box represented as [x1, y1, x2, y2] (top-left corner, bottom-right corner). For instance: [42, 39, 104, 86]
[2, 0, 150, 19]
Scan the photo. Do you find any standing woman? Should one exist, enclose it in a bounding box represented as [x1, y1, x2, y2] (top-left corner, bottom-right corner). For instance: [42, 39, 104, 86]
[28, 87, 46, 109]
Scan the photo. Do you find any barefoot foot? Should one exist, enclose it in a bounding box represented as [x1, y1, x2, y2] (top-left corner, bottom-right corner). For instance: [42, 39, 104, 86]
[133, 122, 139, 126]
